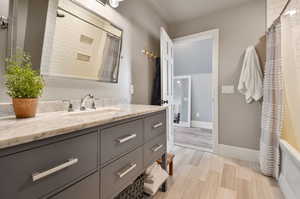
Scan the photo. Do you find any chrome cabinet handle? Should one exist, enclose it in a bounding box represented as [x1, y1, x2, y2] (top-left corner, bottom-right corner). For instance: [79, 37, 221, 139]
[32, 158, 78, 182]
[152, 144, 163, 152]
[153, 122, 163, 129]
[117, 134, 137, 144]
[117, 163, 137, 178]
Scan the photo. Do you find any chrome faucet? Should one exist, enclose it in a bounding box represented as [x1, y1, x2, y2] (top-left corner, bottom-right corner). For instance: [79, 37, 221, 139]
[80, 94, 96, 111]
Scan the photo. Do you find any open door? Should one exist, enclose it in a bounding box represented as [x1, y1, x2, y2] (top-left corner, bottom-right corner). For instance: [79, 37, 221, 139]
[160, 27, 174, 150]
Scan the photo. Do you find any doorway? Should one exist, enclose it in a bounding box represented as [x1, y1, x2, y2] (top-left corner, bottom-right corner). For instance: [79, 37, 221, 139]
[174, 29, 219, 152]
[160, 28, 219, 153]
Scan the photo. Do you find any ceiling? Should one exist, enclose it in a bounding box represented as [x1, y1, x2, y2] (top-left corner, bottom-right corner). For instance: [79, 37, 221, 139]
[147, 0, 253, 25]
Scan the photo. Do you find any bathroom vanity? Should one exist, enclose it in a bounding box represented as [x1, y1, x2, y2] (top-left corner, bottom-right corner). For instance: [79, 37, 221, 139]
[0, 105, 167, 199]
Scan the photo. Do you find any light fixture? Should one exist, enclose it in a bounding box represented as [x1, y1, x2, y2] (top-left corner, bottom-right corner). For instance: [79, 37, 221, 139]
[109, 0, 124, 8]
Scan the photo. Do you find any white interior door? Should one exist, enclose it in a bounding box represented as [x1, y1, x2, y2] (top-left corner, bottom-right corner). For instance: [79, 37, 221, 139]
[160, 27, 174, 150]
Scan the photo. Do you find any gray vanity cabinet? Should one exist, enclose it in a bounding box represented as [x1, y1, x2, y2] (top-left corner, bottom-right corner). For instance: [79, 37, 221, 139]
[101, 147, 144, 199]
[144, 134, 167, 168]
[50, 172, 100, 199]
[0, 110, 167, 199]
[0, 131, 98, 199]
[144, 113, 166, 142]
[100, 119, 143, 165]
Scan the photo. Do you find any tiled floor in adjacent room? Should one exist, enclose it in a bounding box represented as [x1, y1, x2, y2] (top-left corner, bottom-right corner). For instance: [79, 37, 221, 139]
[174, 127, 213, 151]
[154, 146, 284, 199]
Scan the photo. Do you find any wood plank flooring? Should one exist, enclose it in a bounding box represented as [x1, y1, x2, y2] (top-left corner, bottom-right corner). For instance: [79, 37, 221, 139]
[154, 146, 284, 199]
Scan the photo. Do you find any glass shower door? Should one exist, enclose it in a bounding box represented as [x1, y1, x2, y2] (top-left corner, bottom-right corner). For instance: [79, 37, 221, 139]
[173, 76, 191, 127]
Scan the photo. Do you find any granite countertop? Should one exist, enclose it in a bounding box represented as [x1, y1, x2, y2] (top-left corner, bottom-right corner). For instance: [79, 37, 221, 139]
[0, 104, 166, 150]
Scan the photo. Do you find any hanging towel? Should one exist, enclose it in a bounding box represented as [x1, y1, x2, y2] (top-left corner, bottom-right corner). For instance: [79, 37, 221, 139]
[238, 46, 263, 103]
[151, 58, 161, 105]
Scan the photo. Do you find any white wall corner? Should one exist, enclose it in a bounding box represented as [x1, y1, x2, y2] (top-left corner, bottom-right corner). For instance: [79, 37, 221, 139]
[191, 120, 213, 129]
[217, 144, 259, 162]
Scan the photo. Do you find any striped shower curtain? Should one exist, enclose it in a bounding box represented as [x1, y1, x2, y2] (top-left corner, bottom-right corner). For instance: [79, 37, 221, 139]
[260, 19, 284, 178]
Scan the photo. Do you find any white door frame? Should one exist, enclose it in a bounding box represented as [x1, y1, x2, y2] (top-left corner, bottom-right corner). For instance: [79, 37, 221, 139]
[173, 75, 192, 128]
[173, 29, 219, 153]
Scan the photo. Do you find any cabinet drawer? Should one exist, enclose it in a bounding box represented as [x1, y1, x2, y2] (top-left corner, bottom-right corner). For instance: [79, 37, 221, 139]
[144, 134, 167, 168]
[0, 132, 98, 199]
[50, 172, 99, 199]
[144, 111, 166, 142]
[101, 147, 143, 199]
[100, 119, 143, 164]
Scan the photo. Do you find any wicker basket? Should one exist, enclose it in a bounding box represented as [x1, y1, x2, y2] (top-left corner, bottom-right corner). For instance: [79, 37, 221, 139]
[114, 174, 145, 199]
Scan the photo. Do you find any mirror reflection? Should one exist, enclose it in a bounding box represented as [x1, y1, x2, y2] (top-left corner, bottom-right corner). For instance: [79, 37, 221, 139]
[44, 0, 122, 82]
[9, 0, 123, 83]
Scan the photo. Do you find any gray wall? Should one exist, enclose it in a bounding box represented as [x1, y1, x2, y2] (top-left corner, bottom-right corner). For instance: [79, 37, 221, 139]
[191, 74, 212, 122]
[170, 0, 266, 150]
[0, 0, 9, 16]
[117, 0, 166, 104]
[174, 39, 213, 122]
[0, 0, 167, 104]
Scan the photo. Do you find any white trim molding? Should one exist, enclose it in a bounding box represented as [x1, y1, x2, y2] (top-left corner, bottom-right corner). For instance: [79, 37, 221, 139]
[217, 144, 259, 162]
[191, 121, 213, 130]
[175, 143, 213, 153]
[174, 29, 219, 153]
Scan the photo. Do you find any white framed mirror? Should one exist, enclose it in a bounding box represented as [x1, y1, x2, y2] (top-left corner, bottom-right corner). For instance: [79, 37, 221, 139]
[8, 0, 123, 83]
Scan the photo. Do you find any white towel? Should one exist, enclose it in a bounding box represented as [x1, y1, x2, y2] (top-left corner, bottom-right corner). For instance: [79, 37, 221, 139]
[144, 163, 169, 196]
[238, 46, 263, 103]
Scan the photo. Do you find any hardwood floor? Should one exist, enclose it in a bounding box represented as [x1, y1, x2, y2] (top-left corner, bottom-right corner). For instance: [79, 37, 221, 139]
[154, 146, 284, 199]
[174, 127, 213, 150]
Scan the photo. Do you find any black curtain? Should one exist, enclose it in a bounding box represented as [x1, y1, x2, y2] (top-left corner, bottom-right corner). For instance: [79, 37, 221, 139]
[151, 58, 161, 105]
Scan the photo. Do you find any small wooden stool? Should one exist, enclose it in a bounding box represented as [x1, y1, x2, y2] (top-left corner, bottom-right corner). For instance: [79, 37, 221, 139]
[157, 153, 175, 176]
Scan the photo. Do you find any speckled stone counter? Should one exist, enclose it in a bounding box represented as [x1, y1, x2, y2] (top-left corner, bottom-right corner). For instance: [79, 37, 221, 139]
[0, 104, 166, 149]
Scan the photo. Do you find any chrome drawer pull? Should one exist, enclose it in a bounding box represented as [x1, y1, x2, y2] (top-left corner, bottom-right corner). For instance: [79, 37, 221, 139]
[32, 158, 78, 182]
[152, 144, 163, 152]
[117, 134, 137, 144]
[117, 163, 137, 178]
[153, 122, 163, 129]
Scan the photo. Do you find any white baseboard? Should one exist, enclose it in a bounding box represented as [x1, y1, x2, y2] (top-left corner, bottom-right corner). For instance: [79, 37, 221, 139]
[174, 143, 213, 153]
[217, 144, 259, 162]
[174, 121, 190, 128]
[191, 120, 213, 129]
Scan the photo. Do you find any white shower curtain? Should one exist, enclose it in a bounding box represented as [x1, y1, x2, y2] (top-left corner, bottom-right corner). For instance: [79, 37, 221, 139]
[260, 19, 284, 178]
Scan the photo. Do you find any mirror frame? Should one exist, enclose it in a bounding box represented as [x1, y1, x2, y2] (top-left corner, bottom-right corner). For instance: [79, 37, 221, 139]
[8, 0, 123, 84]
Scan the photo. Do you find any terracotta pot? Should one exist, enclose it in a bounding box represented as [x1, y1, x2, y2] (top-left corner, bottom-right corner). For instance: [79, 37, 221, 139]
[12, 98, 38, 118]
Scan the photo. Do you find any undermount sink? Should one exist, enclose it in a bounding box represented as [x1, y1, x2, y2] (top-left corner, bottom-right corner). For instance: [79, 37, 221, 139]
[65, 107, 122, 116]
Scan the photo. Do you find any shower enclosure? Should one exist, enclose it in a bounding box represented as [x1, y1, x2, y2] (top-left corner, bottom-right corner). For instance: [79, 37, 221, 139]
[173, 76, 191, 127]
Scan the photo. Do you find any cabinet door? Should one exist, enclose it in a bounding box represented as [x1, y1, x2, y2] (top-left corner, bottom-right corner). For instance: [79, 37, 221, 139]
[144, 134, 167, 168]
[100, 119, 143, 165]
[101, 147, 143, 199]
[50, 172, 99, 199]
[0, 132, 98, 199]
[144, 112, 166, 142]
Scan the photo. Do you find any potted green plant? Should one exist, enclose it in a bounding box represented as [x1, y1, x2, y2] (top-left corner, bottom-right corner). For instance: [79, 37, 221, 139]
[4, 51, 44, 118]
